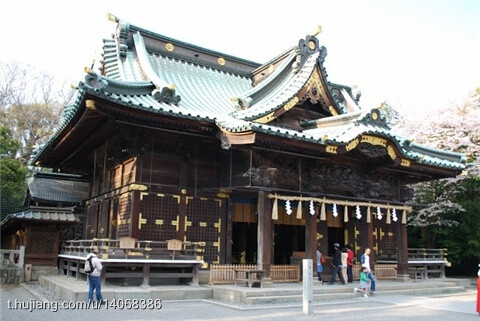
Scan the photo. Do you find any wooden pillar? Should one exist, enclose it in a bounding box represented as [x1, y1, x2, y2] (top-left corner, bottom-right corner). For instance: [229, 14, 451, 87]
[178, 195, 186, 241]
[305, 211, 317, 276]
[75, 259, 80, 280]
[257, 191, 272, 279]
[101, 267, 106, 286]
[219, 200, 228, 264]
[317, 218, 328, 256]
[142, 263, 150, 287]
[191, 264, 199, 285]
[225, 199, 233, 264]
[365, 216, 375, 271]
[396, 221, 409, 280]
[179, 159, 188, 242]
[66, 260, 72, 278]
[131, 191, 140, 239]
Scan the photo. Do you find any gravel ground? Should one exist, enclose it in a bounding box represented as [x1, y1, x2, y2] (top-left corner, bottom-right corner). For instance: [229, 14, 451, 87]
[1, 282, 478, 321]
[21, 282, 64, 302]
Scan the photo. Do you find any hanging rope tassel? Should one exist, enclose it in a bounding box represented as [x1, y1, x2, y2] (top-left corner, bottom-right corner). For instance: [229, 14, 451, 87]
[320, 201, 326, 221]
[272, 198, 278, 220]
[386, 207, 391, 224]
[367, 206, 371, 223]
[296, 201, 303, 220]
[402, 209, 407, 224]
[344, 205, 349, 223]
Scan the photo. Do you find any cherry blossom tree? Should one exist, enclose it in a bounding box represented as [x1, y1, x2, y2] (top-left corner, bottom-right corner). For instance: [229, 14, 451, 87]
[396, 88, 480, 273]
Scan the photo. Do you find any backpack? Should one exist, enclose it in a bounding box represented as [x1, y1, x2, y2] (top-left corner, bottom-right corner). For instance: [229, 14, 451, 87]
[320, 255, 327, 265]
[84, 256, 95, 274]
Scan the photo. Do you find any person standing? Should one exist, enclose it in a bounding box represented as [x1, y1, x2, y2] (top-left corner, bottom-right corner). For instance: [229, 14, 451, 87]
[86, 249, 104, 303]
[476, 263, 480, 315]
[346, 244, 355, 283]
[316, 244, 323, 284]
[341, 247, 348, 283]
[361, 247, 376, 294]
[329, 243, 345, 285]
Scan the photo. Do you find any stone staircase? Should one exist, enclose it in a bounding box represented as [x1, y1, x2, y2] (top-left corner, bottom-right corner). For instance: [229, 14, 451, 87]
[212, 280, 466, 304]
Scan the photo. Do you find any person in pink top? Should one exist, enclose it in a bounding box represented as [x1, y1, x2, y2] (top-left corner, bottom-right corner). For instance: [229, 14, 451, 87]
[346, 244, 355, 283]
[477, 263, 480, 315]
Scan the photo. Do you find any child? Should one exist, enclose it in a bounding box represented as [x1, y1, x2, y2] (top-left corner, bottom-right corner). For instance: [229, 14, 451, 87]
[316, 245, 324, 284]
[354, 266, 369, 298]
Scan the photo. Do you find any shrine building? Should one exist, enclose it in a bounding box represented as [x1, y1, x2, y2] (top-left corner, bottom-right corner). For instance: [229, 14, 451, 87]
[30, 16, 466, 281]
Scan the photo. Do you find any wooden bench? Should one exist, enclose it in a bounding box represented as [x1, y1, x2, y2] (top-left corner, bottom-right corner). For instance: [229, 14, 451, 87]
[234, 269, 265, 288]
[408, 260, 447, 279]
[409, 266, 426, 281]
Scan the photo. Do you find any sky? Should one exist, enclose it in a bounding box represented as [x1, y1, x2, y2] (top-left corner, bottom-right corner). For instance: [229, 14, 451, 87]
[1, 0, 479, 116]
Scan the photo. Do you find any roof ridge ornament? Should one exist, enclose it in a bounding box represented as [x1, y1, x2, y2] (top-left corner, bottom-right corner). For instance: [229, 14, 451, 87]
[357, 109, 390, 129]
[292, 25, 325, 73]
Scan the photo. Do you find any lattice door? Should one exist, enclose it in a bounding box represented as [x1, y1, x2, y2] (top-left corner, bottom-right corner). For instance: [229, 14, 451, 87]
[185, 197, 225, 267]
[373, 219, 396, 260]
[85, 202, 99, 238]
[117, 193, 132, 238]
[28, 234, 56, 255]
[97, 200, 110, 238]
[25, 228, 60, 265]
[137, 193, 179, 241]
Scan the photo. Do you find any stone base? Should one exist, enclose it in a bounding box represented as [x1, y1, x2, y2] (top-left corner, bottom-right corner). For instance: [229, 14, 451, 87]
[31, 266, 58, 281]
[0, 266, 24, 284]
[261, 277, 273, 287]
[396, 273, 413, 282]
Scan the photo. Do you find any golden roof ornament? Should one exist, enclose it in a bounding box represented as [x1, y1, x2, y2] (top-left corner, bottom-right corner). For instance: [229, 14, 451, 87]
[107, 13, 117, 22]
[84, 66, 93, 75]
[312, 25, 322, 37]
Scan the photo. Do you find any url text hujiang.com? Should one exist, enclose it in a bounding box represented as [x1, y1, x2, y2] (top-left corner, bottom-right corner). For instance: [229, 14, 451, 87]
[7, 298, 163, 312]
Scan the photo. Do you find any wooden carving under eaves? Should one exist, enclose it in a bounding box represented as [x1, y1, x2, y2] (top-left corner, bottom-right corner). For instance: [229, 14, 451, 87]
[254, 65, 340, 127]
[218, 130, 256, 150]
[297, 67, 339, 116]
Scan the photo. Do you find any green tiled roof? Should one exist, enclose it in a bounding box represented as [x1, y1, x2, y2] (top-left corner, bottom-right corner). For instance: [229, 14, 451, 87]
[1, 207, 79, 226]
[31, 19, 466, 173]
[28, 174, 89, 204]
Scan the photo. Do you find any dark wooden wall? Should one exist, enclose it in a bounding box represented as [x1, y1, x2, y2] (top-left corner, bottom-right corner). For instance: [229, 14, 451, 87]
[82, 129, 407, 267]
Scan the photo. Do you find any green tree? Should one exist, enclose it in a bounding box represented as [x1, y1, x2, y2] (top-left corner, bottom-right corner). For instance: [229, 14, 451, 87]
[0, 127, 27, 218]
[438, 178, 480, 275]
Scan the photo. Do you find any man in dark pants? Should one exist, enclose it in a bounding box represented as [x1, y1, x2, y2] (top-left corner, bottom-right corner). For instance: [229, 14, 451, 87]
[329, 243, 345, 285]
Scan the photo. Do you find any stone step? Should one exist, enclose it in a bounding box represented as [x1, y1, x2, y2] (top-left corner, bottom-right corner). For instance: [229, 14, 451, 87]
[377, 286, 466, 296]
[243, 286, 466, 305]
[237, 281, 460, 298]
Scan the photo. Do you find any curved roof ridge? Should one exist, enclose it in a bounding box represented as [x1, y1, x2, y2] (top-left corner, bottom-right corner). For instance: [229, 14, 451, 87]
[251, 46, 296, 74]
[232, 52, 319, 121]
[302, 110, 364, 129]
[132, 31, 173, 90]
[231, 49, 298, 109]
